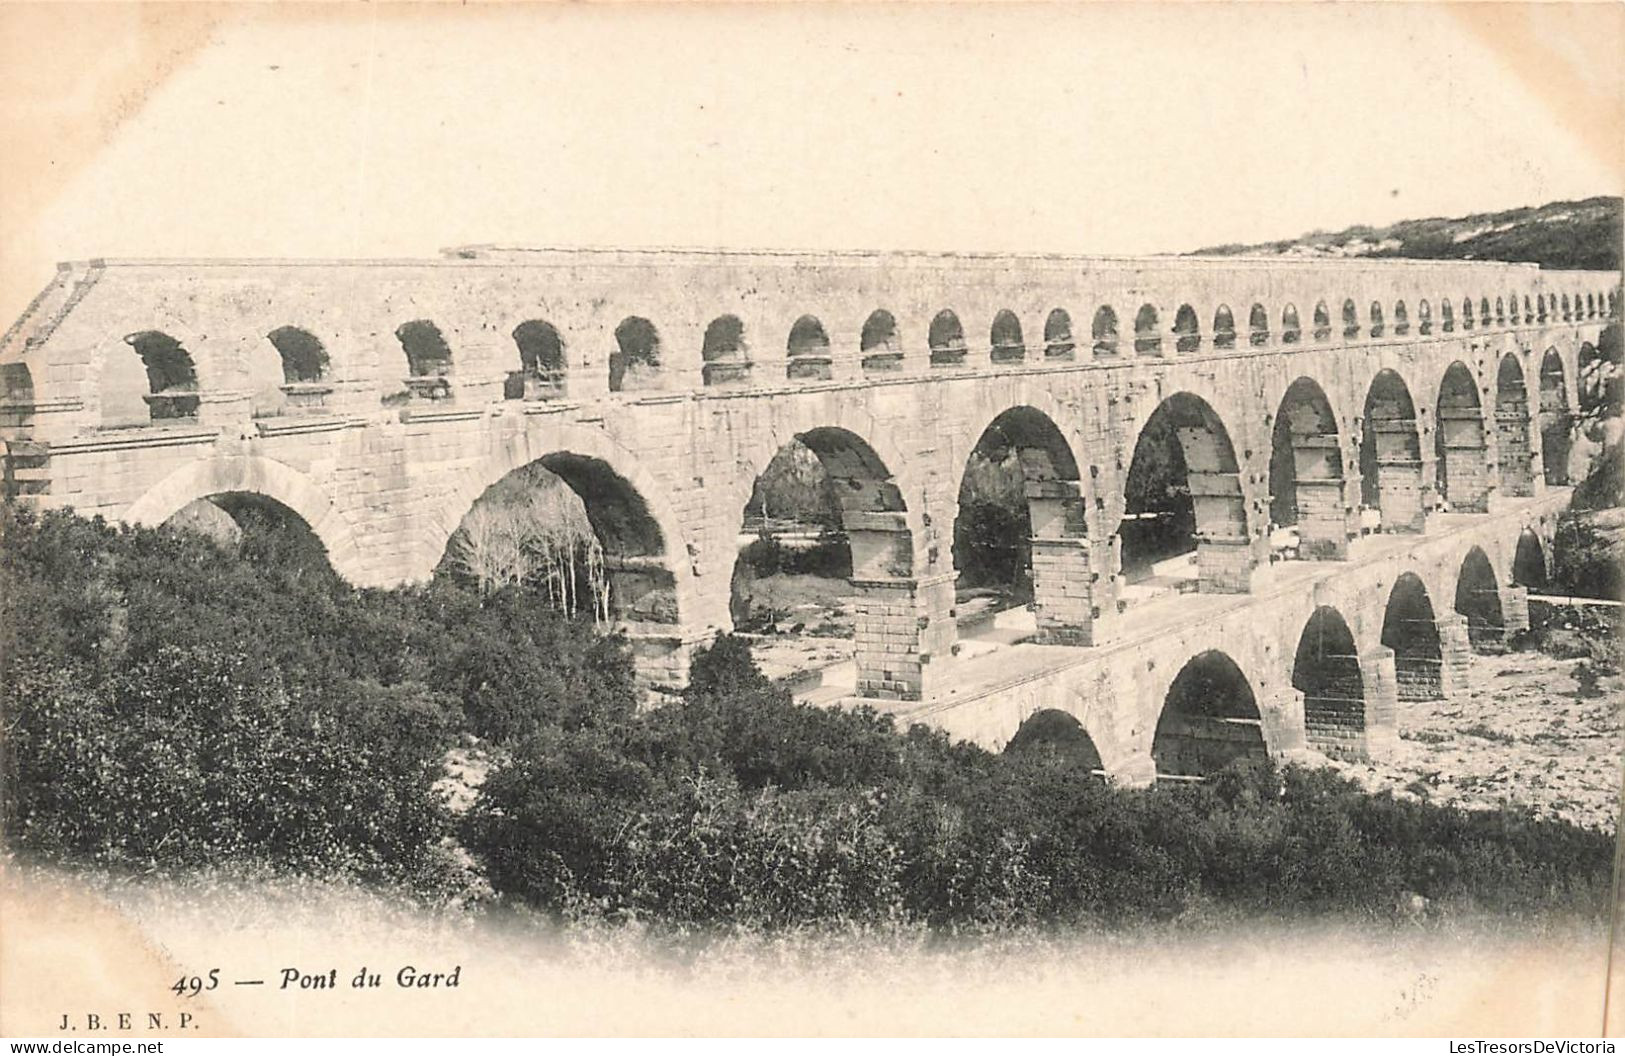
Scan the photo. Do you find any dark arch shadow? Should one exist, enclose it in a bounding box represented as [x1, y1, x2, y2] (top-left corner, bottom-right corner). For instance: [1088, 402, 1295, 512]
[1382, 573, 1444, 702]
[1455, 546, 1504, 653]
[1292, 606, 1365, 756]
[1359, 369, 1425, 533]
[1006, 709, 1104, 771]
[1153, 650, 1267, 780]
[1269, 376, 1347, 559]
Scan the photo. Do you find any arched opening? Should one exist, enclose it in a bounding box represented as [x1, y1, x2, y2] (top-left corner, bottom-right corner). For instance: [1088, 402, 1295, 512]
[1495, 297, 1506, 325]
[787, 314, 833, 381]
[268, 326, 328, 385]
[1368, 301, 1385, 339]
[1509, 294, 1521, 325]
[1292, 606, 1365, 756]
[1419, 299, 1433, 335]
[1461, 298, 1476, 331]
[1313, 301, 1332, 342]
[1436, 362, 1488, 512]
[930, 309, 968, 367]
[1382, 573, 1444, 702]
[1281, 304, 1302, 345]
[395, 320, 452, 402]
[1342, 299, 1360, 340]
[1524, 295, 1534, 323]
[1248, 303, 1270, 347]
[507, 320, 566, 400]
[1043, 308, 1075, 360]
[1560, 294, 1572, 321]
[1537, 295, 1549, 323]
[1173, 304, 1200, 354]
[1479, 297, 1492, 328]
[1091, 306, 1119, 356]
[1153, 651, 1267, 780]
[1393, 301, 1410, 336]
[1359, 369, 1425, 533]
[1121, 393, 1249, 595]
[1269, 376, 1349, 559]
[1213, 305, 1237, 350]
[1133, 304, 1161, 356]
[1455, 546, 1504, 653]
[444, 452, 675, 627]
[701, 315, 752, 386]
[954, 406, 1090, 644]
[733, 427, 930, 700]
[729, 439, 851, 675]
[1512, 529, 1548, 590]
[125, 331, 200, 421]
[1441, 298, 1456, 332]
[1538, 350, 1572, 485]
[610, 316, 661, 392]
[1495, 355, 1534, 497]
[1586, 293, 1597, 319]
[1578, 342, 1608, 417]
[860, 309, 904, 373]
[164, 492, 336, 581]
[990, 309, 1026, 364]
[1005, 709, 1103, 771]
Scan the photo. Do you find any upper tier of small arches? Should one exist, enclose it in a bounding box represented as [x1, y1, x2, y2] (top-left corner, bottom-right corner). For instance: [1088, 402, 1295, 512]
[18, 267, 1619, 425]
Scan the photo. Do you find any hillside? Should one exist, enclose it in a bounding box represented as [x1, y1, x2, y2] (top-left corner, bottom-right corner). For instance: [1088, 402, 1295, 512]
[1191, 196, 1622, 271]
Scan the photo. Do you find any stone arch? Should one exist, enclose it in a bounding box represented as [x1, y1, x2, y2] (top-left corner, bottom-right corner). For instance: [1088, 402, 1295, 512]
[990, 309, 1026, 364]
[1512, 528, 1549, 590]
[125, 330, 200, 422]
[1043, 308, 1075, 360]
[1495, 354, 1535, 497]
[1313, 301, 1332, 342]
[1495, 296, 1506, 325]
[1359, 369, 1426, 533]
[1121, 391, 1252, 594]
[1461, 297, 1476, 331]
[860, 309, 904, 374]
[1368, 300, 1385, 339]
[507, 319, 566, 400]
[1173, 304, 1201, 354]
[1586, 292, 1597, 319]
[1538, 349, 1573, 485]
[1536, 295, 1549, 323]
[1212, 304, 1237, 350]
[736, 422, 934, 701]
[1091, 305, 1120, 356]
[787, 314, 833, 381]
[1441, 298, 1456, 332]
[1382, 572, 1445, 702]
[1524, 295, 1534, 323]
[427, 422, 697, 621]
[123, 454, 366, 583]
[1248, 303, 1270, 347]
[1269, 376, 1350, 559]
[1561, 294, 1572, 321]
[1508, 293, 1521, 325]
[1479, 297, 1493, 328]
[1435, 361, 1488, 512]
[611, 315, 662, 392]
[1152, 650, 1269, 779]
[267, 326, 328, 385]
[1455, 545, 1504, 653]
[701, 314, 752, 386]
[1281, 304, 1302, 344]
[1393, 300, 1410, 336]
[1419, 299, 1433, 335]
[1292, 605, 1366, 757]
[954, 404, 1093, 644]
[1133, 304, 1162, 356]
[1005, 709, 1104, 771]
[930, 309, 968, 367]
[1342, 298, 1360, 340]
[396, 319, 452, 379]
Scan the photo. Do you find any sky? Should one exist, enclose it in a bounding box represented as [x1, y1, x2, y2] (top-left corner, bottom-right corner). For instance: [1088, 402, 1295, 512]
[1, 2, 1621, 324]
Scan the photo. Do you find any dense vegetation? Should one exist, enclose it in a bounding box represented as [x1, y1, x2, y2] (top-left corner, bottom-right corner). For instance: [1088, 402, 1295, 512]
[1, 504, 1614, 932]
[1192, 195, 1622, 271]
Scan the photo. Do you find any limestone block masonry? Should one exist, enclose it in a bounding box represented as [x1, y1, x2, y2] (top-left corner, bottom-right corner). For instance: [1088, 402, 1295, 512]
[0, 246, 1617, 780]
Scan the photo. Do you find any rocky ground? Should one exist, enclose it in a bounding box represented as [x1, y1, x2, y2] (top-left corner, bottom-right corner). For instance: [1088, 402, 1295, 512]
[1327, 648, 1623, 832]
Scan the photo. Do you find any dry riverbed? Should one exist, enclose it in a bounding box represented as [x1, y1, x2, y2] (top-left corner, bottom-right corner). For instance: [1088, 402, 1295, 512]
[1327, 649, 1623, 831]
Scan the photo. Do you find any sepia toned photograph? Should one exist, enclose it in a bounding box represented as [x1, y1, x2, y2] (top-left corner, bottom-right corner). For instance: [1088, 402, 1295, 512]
[0, 0, 1621, 1040]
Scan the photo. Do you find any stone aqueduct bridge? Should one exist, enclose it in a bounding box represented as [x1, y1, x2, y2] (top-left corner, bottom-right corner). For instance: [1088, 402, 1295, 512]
[0, 247, 1618, 778]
